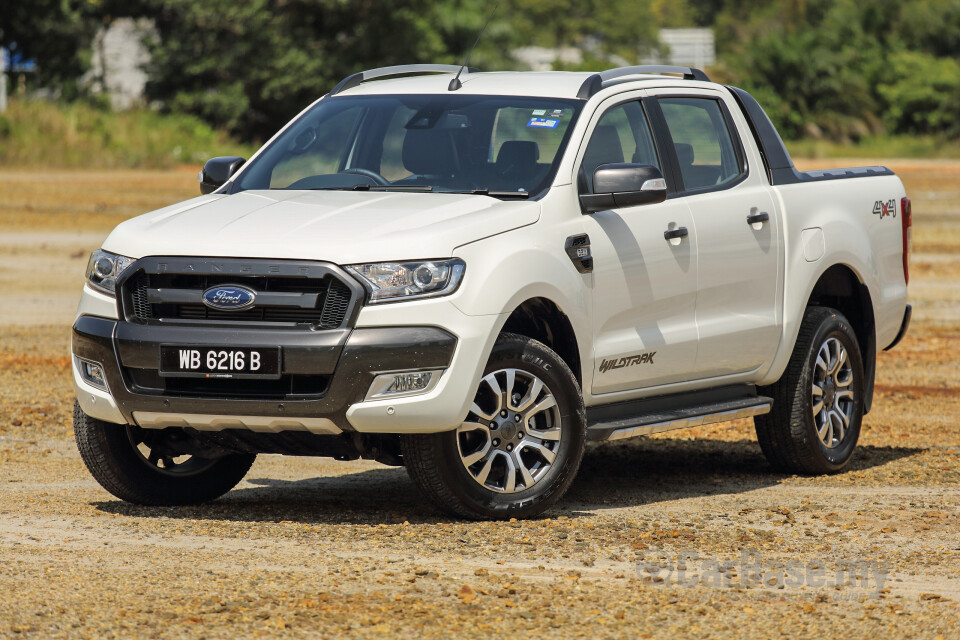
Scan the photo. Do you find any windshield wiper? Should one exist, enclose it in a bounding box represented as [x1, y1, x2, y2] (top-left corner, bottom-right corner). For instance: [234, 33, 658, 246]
[308, 185, 528, 197]
[352, 184, 433, 192]
[456, 189, 531, 199]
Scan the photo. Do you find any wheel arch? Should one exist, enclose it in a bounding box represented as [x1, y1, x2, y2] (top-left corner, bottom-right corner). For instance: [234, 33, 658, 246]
[499, 297, 583, 386]
[804, 263, 877, 414]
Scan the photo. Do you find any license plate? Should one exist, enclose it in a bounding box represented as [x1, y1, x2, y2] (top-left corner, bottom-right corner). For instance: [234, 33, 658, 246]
[159, 346, 281, 379]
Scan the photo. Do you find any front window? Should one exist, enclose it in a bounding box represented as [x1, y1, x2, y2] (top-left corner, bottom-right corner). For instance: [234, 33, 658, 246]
[235, 95, 584, 198]
[580, 100, 660, 192]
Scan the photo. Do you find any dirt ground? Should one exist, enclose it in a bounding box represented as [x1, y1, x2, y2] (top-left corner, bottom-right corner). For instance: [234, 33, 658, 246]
[1, 161, 958, 639]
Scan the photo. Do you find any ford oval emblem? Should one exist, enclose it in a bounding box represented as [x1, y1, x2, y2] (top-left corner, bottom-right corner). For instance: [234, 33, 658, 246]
[201, 285, 257, 311]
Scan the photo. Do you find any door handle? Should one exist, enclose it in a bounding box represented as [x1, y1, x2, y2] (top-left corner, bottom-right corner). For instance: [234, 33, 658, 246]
[747, 212, 770, 225]
[663, 227, 688, 241]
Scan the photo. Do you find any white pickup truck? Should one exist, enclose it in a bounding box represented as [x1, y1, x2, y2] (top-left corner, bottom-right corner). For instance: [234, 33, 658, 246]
[72, 64, 912, 519]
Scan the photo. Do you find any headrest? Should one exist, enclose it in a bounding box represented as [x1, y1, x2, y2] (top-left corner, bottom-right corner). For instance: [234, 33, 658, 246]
[584, 125, 624, 167]
[675, 143, 695, 166]
[402, 128, 456, 175]
[496, 141, 540, 170]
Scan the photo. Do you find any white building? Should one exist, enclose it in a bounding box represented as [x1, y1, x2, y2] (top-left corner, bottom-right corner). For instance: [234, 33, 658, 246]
[86, 18, 154, 110]
[512, 28, 715, 71]
[647, 29, 716, 68]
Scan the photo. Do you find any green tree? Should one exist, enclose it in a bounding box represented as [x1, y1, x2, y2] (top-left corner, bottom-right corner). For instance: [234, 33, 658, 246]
[137, 0, 515, 141]
[718, 0, 884, 139]
[879, 51, 960, 137]
[503, 0, 669, 68]
[137, 0, 686, 141]
[685, 0, 726, 26]
[898, 0, 960, 58]
[0, 0, 98, 95]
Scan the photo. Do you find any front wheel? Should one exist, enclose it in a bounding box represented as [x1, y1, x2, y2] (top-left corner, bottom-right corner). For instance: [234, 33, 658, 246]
[402, 333, 586, 520]
[74, 403, 256, 505]
[755, 306, 864, 474]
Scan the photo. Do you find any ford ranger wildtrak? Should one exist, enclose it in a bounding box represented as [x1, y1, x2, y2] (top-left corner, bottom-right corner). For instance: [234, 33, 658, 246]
[71, 64, 912, 519]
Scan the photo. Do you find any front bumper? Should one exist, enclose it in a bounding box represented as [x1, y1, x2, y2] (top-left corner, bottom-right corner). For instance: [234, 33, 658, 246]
[72, 315, 459, 433]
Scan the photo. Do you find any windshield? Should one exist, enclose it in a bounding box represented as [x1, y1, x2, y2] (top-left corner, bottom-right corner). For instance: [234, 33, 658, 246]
[234, 94, 583, 197]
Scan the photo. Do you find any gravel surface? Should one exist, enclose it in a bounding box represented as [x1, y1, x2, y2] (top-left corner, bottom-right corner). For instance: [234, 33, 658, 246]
[1, 163, 958, 639]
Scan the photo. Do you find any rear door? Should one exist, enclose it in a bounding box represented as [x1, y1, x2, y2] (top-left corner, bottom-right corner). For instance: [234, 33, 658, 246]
[648, 89, 782, 378]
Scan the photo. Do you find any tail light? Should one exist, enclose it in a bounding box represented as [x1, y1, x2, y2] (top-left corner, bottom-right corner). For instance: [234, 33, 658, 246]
[901, 196, 912, 285]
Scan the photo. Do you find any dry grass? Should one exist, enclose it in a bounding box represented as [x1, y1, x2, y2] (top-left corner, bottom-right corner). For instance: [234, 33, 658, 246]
[0, 168, 200, 231]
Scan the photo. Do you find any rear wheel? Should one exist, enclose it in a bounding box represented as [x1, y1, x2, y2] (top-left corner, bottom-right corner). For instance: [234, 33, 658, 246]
[402, 333, 586, 520]
[755, 306, 864, 474]
[74, 402, 256, 505]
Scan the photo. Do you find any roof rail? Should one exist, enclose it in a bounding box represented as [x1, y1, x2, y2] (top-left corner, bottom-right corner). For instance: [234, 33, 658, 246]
[577, 65, 711, 99]
[330, 64, 480, 96]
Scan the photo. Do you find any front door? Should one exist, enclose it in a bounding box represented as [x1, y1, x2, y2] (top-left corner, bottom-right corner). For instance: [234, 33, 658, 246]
[578, 97, 700, 394]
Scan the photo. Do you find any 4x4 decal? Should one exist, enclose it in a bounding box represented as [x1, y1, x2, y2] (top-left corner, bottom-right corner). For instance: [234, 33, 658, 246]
[873, 199, 897, 219]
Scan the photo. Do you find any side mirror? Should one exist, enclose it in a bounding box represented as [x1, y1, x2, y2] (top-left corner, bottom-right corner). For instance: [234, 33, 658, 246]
[579, 163, 667, 213]
[199, 156, 246, 195]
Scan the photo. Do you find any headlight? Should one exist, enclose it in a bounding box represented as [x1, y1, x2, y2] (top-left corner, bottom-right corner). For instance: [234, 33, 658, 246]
[85, 250, 135, 295]
[346, 259, 465, 304]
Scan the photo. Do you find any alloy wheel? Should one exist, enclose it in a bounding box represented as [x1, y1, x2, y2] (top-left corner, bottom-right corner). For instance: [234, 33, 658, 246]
[457, 369, 562, 493]
[811, 337, 855, 449]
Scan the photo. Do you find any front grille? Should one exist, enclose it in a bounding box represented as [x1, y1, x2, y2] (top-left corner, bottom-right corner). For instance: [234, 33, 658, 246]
[122, 261, 357, 329]
[129, 273, 153, 319]
[171, 304, 330, 323]
[320, 279, 352, 327]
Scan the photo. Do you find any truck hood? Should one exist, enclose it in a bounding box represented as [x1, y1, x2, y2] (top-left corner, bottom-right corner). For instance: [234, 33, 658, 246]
[102, 190, 540, 263]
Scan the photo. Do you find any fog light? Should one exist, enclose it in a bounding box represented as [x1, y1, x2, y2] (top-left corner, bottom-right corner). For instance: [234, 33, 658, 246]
[76, 357, 108, 390]
[365, 369, 443, 401]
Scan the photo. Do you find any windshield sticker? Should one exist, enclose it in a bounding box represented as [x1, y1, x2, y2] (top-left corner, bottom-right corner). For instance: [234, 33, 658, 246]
[531, 109, 547, 116]
[550, 109, 565, 117]
[527, 117, 560, 129]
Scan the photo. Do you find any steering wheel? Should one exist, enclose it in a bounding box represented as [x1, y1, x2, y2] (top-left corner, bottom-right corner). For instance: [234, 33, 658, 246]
[341, 168, 390, 186]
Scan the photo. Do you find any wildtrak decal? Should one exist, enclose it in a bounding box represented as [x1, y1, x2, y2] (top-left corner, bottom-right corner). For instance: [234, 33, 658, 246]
[599, 352, 656, 373]
[872, 199, 897, 219]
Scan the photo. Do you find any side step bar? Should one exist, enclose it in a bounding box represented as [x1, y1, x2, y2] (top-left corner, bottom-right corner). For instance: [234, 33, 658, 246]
[586, 386, 773, 442]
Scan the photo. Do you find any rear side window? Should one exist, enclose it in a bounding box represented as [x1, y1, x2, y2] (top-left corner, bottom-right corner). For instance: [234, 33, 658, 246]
[659, 97, 742, 191]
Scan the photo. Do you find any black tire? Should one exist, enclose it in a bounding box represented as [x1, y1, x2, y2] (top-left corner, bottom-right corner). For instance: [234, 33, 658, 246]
[402, 333, 586, 520]
[74, 402, 256, 505]
[755, 306, 864, 474]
